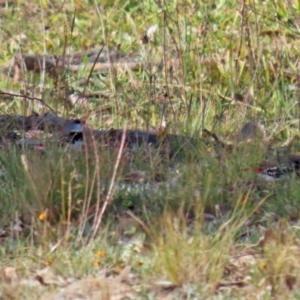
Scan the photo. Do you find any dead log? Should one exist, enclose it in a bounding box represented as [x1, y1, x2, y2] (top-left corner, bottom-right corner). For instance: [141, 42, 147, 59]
[13, 47, 142, 78]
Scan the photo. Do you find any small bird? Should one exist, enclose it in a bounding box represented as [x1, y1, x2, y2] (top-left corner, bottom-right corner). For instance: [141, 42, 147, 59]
[66, 119, 84, 134]
[255, 154, 300, 181]
[65, 119, 85, 151]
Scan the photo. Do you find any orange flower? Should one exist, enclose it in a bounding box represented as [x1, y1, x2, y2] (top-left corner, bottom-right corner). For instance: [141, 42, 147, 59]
[45, 257, 54, 266]
[38, 210, 48, 221]
[96, 250, 105, 258]
[93, 259, 101, 266]
[258, 261, 267, 271]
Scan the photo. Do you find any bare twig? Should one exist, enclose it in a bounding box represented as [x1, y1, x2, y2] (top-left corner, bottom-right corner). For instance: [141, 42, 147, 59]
[0, 91, 56, 113]
[88, 125, 127, 242]
[76, 136, 99, 243]
[82, 45, 105, 96]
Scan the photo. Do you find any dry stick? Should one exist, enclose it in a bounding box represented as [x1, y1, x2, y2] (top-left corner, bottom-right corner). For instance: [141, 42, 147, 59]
[203, 128, 232, 151]
[174, 5, 188, 117]
[297, 63, 300, 136]
[203, 128, 223, 145]
[235, 0, 245, 74]
[39, 2, 47, 106]
[298, 89, 300, 138]
[82, 132, 102, 242]
[89, 126, 127, 242]
[217, 92, 262, 111]
[70, 10, 76, 34]
[162, 9, 169, 100]
[82, 45, 105, 96]
[60, 19, 70, 115]
[77, 136, 99, 243]
[0, 92, 56, 113]
[74, 44, 105, 115]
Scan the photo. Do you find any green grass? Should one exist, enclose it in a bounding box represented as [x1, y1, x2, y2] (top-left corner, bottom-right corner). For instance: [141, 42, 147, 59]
[1, 0, 300, 298]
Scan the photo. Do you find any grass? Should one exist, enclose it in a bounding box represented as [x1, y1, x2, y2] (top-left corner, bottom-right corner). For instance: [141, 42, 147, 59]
[1, 0, 300, 298]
